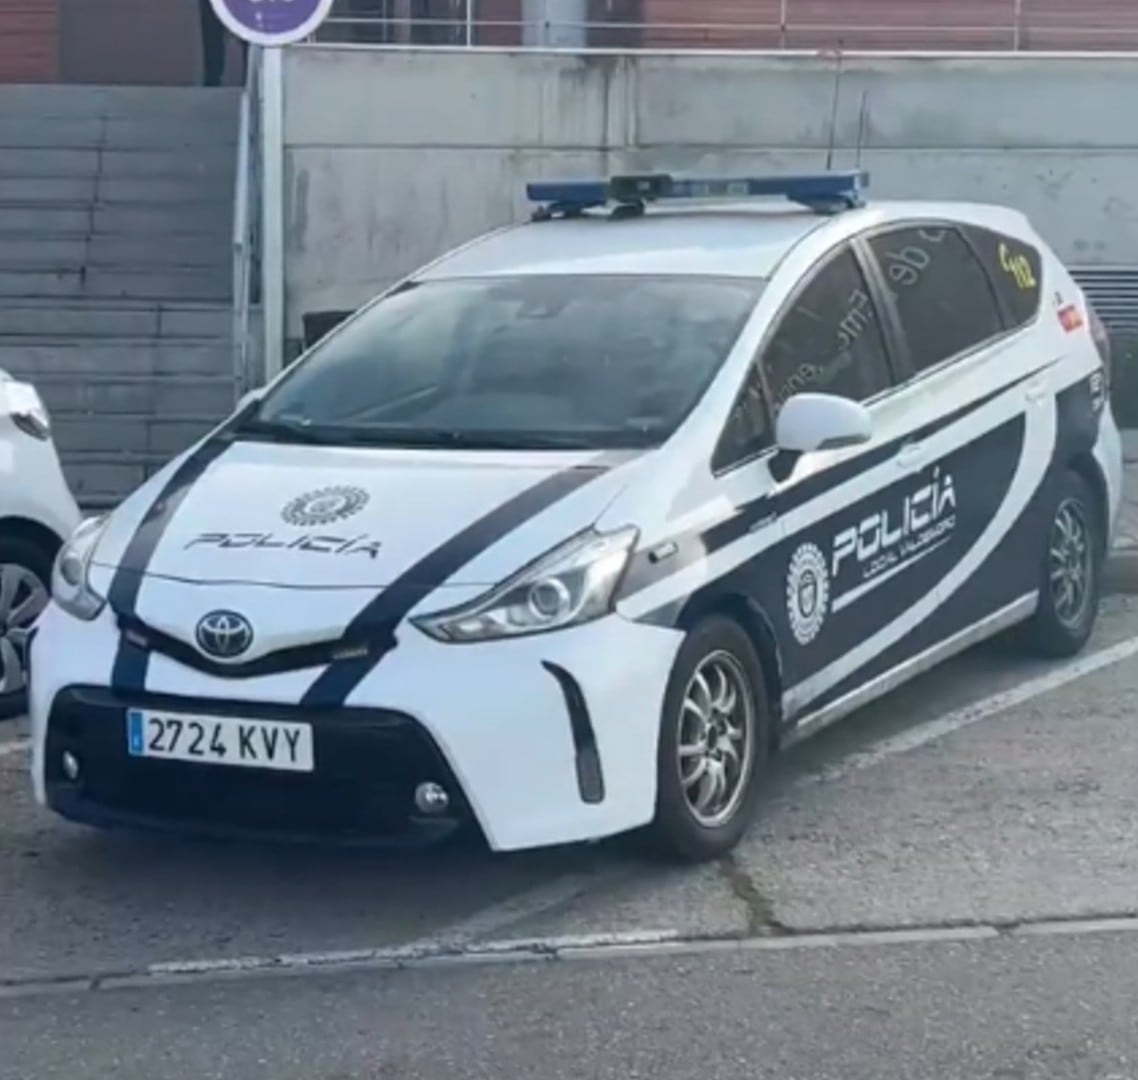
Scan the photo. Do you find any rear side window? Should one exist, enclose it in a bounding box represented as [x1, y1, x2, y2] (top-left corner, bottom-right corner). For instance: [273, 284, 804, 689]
[761, 246, 893, 413]
[866, 225, 1003, 374]
[964, 226, 1044, 329]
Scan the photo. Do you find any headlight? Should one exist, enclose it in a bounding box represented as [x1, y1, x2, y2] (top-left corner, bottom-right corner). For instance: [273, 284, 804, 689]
[413, 526, 639, 643]
[52, 515, 109, 620]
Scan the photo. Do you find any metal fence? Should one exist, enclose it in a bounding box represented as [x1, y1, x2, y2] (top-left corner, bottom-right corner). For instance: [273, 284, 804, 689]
[314, 1, 1138, 51]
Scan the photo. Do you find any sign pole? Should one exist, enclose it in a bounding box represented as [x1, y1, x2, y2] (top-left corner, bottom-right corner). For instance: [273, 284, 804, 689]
[208, 0, 337, 385]
[260, 45, 285, 385]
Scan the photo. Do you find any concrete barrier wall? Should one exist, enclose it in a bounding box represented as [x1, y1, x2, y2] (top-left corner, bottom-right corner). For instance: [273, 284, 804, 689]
[279, 47, 1138, 349]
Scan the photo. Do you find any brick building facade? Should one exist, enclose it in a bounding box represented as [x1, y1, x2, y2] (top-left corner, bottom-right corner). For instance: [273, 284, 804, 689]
[2, 0, 1135, 85]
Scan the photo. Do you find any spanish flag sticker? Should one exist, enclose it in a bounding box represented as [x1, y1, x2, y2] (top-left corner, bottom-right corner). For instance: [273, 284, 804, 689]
[1057, 304, 1084, 333]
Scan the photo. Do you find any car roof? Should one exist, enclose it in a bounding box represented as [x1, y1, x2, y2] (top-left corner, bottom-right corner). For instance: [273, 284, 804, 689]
[414, 204, 829, 282]
[414, 199, 1041, 284]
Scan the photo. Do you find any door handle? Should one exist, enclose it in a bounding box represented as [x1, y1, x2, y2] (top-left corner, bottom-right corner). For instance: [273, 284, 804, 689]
[1024, 372, 1050, 403]
[896, 441, 925, 470]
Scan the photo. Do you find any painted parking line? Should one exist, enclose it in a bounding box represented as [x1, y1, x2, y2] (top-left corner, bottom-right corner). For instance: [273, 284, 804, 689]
[802, 632, 1138, 786]
[12, 913, 1138, 1001]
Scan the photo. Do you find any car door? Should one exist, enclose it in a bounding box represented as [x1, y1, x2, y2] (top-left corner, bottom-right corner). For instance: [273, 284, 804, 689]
[822, 222, 1053, 700]
[717, 225, 1036, 728]
[724, 240, 959, 721]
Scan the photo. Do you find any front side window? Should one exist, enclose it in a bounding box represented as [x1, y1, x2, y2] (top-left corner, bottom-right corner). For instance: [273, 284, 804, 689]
[251, 275, 763, 450]
[713, 362, 769, 471]
[867, 225, 1004, 373]
[762, 246, 892, 414]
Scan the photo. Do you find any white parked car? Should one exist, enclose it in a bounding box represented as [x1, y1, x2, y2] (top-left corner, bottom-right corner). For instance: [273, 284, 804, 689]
[0, 374, 80, 718]
[29, 171, 1121, 860]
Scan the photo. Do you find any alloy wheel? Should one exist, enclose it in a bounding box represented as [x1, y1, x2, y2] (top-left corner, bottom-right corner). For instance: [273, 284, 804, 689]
[0, 562, 49, 697]
[676, 649, 756, 829]
[1049, 498, 1093, 632]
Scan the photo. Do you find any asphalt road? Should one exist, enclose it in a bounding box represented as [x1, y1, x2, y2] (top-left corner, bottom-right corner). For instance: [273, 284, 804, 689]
[7, 927, 1138, 1080]
[5, 595, 1138, 1077]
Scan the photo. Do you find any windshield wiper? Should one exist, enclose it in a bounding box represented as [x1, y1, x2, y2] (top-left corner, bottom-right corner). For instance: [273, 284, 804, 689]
[427, 431, 600, 450]
[233, 417, 341, 445]
[235, 421, 624, 452]
[308, 429, 604, 451]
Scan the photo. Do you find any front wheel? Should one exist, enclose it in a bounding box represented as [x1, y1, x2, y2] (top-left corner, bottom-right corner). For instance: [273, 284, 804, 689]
[1020, 469, 1104, 658]
[649, 616, 769, 862]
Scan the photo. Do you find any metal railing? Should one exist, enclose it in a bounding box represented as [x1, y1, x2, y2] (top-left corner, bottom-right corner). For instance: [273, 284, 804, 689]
[313, 1, 1138, 51]
[232, 45, 264, 399]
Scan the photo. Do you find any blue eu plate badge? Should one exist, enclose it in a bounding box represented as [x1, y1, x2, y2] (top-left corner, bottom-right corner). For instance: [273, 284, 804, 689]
[127, 709, 145, 756]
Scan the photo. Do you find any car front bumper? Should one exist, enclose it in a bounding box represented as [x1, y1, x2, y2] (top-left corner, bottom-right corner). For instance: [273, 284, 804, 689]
[29, 602, 683, 851]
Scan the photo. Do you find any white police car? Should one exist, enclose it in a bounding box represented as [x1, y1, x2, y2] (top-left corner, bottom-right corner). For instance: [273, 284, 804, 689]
[29, 171, 1121, 860]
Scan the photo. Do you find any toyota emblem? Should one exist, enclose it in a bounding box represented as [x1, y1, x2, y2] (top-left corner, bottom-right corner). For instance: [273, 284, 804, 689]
[195, 610, 255, 660]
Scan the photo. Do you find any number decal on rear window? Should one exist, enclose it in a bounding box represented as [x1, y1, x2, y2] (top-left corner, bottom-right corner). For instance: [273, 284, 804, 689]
[998, 241, 1039, 292]
[965, 226, 1043, 328]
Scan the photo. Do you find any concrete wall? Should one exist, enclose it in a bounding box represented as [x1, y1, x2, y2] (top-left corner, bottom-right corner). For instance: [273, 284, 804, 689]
[0, 86, 241, 506]
[278, 47, 1138, 349]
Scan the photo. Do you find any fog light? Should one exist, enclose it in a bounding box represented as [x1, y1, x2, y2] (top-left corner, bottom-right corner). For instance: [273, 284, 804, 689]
[61, 751, 81, 782]
[413, 781, 449, 815]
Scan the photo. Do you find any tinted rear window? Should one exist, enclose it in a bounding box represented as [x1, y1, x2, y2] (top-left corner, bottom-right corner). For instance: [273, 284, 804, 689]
[964, 225, 1043, 329]
[867, 225, 1004, 374]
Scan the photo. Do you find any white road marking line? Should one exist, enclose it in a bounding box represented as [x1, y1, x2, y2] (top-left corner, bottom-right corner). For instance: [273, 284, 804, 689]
[805, 633, 1138, 785]
[412, 867, 633, 949]
[1012, 916, 1138, 938]
[138, 868, 634, 983]
[11, 915, 1138, 999]
[0, 736, 29, 759]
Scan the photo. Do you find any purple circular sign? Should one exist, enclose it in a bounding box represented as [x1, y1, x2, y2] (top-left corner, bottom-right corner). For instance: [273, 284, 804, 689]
[209, 0, 336, 46]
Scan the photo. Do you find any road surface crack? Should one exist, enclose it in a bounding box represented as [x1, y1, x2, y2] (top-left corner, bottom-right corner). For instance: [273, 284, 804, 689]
[717, 855, 789, 937]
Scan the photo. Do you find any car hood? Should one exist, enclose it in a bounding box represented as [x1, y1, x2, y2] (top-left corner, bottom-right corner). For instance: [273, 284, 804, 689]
[90, 440, 639, 589]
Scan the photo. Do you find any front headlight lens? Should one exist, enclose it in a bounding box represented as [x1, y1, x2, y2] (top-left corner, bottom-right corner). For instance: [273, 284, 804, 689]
[52, 515, 109, 620]
[413, 526, 639, 643]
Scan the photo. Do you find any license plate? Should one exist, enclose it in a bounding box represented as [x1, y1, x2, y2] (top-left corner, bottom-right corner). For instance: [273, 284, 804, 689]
[126, 709, 314, 773]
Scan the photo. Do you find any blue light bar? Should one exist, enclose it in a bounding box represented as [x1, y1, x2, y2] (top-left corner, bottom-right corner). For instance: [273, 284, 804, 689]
[526, 169, 868, 217]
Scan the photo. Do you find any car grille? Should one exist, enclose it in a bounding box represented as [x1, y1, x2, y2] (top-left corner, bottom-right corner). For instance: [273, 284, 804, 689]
[44, 686, 469, 841]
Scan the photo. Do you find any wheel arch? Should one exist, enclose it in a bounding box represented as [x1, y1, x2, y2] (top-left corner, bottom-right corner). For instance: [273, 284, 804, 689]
[1066, 450, 1110, 554]
[0, 515, 64, 560]
[675, 589, 786, 748]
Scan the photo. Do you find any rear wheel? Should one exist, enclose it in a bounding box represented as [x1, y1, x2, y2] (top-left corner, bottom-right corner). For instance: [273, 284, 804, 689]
[649, 616, 769, 862]
[1020, 469, 1104, 658]
[0, 534, 54, 720]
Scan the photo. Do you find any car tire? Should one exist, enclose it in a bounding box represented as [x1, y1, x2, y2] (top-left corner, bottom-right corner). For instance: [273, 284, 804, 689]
[649, 615, 770, 862]
[0, 533, 55, 721]
[1020, 468, 1104, 659]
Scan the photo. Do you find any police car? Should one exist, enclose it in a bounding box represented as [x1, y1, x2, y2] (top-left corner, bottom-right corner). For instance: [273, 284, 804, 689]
[29, 170, 1121, 861]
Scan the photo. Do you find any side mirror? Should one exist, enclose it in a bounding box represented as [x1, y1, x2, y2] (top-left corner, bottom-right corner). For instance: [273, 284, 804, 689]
[775, 393, 872, 454]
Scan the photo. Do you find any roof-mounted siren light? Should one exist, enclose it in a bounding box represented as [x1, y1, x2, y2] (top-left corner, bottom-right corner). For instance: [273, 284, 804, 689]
[526, 169, 869, 221]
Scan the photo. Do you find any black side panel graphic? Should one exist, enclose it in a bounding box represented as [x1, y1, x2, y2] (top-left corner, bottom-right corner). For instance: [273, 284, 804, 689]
[807, 376, 1103, 716]
[620, 367, 1047, 601]
[108, 437, 233, 693]
[299, 465, 610, 709]
[1051, 376, 1102, 467]
[759, 415, 1026, 697]
[640, 416, 1025, 709]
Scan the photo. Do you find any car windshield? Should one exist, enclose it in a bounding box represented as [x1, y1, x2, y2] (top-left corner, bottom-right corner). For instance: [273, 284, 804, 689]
[247, 274, 763, 451]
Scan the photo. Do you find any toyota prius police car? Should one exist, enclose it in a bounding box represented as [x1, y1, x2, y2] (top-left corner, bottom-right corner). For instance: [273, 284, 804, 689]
[29, 170, 1121, 860]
